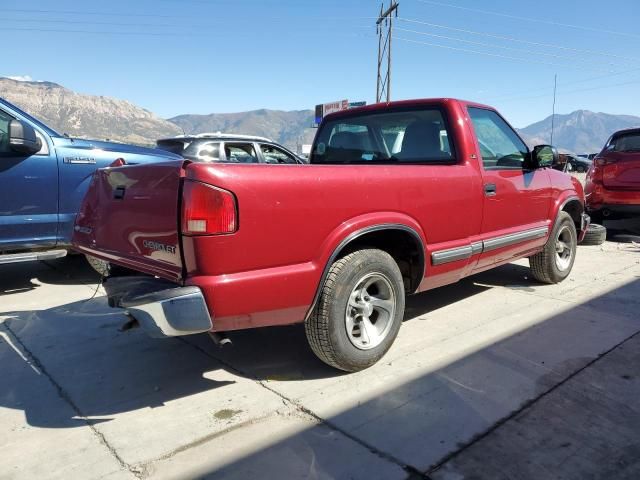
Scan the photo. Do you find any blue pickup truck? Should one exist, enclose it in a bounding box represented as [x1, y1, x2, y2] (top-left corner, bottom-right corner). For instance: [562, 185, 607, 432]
[0, 97, 180, 271]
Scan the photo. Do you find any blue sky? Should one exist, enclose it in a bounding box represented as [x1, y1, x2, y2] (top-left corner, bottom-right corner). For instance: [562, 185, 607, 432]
[2, 0, 639, 127]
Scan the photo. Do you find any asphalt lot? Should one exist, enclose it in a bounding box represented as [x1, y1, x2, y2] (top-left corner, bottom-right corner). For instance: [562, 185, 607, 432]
[1, 237, 640, 479]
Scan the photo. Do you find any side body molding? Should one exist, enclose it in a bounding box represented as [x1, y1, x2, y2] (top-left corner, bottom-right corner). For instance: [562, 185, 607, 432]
[430, 227, 549, 266]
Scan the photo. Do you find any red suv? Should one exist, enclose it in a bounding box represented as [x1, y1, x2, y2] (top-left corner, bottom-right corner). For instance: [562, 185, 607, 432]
[585, 128, 640, 223]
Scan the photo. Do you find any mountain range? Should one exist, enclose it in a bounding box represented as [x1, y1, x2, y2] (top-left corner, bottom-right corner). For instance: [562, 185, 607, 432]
[518, 110, 640, 153]
[170, 110, 316, 148]
[1, 77, 638, 153]
[0, 77, 181, 145]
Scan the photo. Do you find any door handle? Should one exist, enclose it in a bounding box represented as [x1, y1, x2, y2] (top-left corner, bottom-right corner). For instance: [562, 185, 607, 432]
[113, 186, 126, 199]
[484, 183, 497, 196]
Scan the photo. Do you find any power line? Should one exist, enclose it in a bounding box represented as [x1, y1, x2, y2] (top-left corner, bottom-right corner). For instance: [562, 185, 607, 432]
[393, 36, 619, 73]
[414, 0, 640, 40]
[0, 16, 374, 31]
[484, 67, 640, 102]
[551, 74, 557, 145]
[0, 26, 374, 39]
[398, 17, 640, 64]
[1, 7, 378, 21]
[395, 26, 632, 68]
[489, 77, 640, 105]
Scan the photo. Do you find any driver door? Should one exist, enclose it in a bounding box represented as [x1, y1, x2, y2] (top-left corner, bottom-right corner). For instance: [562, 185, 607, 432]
[0, 108, 58, 251]
[467, 107, 552, 270]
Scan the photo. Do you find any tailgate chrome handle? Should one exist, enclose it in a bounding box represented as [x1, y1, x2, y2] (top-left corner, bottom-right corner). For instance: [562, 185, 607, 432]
[114, 186, 126, 199]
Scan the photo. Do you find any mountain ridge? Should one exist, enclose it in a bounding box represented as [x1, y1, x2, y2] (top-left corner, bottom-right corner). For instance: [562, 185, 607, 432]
[2, 77, 639, 153]
[0, 77, 181, 145]
[518, 109, 640, 153]
[169, 109, 316, 148]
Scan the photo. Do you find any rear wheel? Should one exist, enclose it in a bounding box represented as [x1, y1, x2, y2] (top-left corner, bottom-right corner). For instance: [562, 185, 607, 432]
[305, 249, 405, 372]
[529, 212, 577, 284]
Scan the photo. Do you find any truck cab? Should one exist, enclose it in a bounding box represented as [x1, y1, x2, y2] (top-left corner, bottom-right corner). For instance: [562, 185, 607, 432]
[0, 97, 181, 267]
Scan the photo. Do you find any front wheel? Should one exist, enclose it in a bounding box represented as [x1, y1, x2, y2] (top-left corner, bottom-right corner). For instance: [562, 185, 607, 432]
[529, 211, 577, 284]
[305, 249, 405, 372]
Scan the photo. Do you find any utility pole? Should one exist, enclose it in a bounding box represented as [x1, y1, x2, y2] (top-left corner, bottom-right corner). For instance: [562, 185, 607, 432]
[376, 1, 398, 103]
[550, 73, 557, 145]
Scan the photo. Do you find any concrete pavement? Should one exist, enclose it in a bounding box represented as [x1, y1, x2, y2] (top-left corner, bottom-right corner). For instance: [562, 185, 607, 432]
[1, 240, 639, 479]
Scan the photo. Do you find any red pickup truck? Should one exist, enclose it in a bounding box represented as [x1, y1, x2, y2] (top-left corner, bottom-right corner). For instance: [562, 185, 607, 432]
[72, 99, 589, 371]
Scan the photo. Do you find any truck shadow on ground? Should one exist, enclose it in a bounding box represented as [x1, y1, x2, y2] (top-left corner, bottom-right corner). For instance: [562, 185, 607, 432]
[190, 278, 640, 480]
[0, 261, 521, 430]
[0, 253, 637, 433]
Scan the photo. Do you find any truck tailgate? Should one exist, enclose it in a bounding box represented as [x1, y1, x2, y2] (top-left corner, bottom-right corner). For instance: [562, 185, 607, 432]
[72, 161, 186, 282]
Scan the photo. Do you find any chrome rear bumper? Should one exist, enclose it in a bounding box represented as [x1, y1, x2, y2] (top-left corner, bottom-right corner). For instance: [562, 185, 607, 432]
[104, 276, 212, 337]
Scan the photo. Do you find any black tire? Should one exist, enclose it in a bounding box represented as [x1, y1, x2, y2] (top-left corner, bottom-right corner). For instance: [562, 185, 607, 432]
[305, 249, 405, 372]
[529, 211, 577, 284]
[580, 223, 607, 246]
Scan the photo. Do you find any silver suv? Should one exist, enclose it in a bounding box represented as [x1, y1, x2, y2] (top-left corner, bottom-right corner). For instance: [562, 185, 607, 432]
[156, 133, 306, 164]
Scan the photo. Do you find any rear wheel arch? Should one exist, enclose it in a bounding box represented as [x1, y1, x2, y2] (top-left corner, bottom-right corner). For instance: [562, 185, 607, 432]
[305, 224, 426, 321]
[336, 226, 425, 292]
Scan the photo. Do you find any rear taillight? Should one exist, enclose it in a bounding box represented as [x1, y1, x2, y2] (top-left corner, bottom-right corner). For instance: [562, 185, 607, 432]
[588, 156, 615, 184]
[594, 156, 616, 167]
[181, 180, 237, 235]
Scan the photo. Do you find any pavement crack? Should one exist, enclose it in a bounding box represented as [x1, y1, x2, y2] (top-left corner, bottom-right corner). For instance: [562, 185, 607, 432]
[426, 327, 640, 476]
[178, 337, 430, 478]
[2, 321, 140, 479]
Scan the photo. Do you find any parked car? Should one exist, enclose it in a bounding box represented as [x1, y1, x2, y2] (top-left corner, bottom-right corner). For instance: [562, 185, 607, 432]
[560, 153, 592, 173]
[156, 133, 306, 164]
[585, 127, 640, 224]
[0, 97, 181, 272]
[73, 98, 589, 372]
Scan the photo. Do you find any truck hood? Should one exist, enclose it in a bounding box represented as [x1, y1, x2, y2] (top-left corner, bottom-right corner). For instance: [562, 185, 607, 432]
[52, 137, 181, 161]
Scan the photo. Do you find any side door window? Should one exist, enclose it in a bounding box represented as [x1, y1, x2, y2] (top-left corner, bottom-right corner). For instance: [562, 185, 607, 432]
[0, 110, 49, 157]
[224, 143, 259, 163]
[0, 109, 14, 155]
[468, 108, 528, 170]
[260, 144, 298, 164]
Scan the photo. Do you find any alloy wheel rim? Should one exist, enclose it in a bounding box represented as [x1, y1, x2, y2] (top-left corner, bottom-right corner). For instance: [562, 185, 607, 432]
[345, 272, 396, 350]
[555, 225, 574, 271]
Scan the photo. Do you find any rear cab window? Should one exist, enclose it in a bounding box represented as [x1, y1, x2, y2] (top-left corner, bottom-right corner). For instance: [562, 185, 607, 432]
[311, 107, 455, 165]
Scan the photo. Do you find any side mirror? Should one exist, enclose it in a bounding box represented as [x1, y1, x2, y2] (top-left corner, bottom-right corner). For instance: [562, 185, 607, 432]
[9, 119, 42, 156]
[532, 144, 557, 169]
